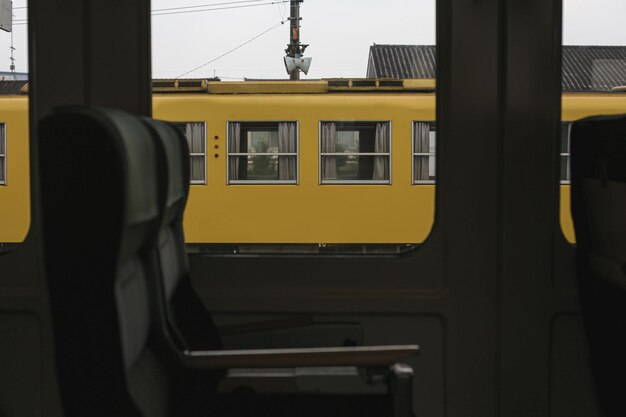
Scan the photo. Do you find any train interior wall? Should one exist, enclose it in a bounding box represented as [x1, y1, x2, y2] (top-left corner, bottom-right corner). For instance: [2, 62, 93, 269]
[0, 1, 606, 416]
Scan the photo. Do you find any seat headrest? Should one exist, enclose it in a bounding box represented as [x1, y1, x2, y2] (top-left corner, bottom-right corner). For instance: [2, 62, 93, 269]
[142, 119, 190, 224]
[571, 114, 626, 183]
[40, 106, 160, 260]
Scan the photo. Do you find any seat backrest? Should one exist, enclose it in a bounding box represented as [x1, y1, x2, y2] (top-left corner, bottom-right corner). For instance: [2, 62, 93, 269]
[141, 119, 224, 415]
[40, 107, 170, 417]
[570, 114, 626, 416]
[141, 119, 222, 353]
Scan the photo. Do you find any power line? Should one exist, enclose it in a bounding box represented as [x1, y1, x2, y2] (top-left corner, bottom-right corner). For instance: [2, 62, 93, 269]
[12, 1, 290, 17]
[177, 19, 285, 78]
[153, 1, 289, 16]
[153, 0, 268, 12]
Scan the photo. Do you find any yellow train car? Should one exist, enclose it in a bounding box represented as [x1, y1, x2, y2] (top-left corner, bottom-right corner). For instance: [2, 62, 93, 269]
[1, 79, 626, 249]
[0, 91, 29, 248]
[153, 79, 437, 247]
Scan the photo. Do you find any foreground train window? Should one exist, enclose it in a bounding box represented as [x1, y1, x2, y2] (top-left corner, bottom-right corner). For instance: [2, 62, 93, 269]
[227, 121, 298, 184]
[172, 122, 207, 184]
[320, 121, 390, 184]
[151, 0, 436, 255]
[413, 122, 436, 184]
[559, 1, 626, 244]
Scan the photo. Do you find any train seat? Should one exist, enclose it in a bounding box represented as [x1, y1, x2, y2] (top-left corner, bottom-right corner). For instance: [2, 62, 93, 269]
[39, 107, 171, 417]
[38, 106, 418, 417]
[570, 114, 626, 417]
[142, 118, 419, 417]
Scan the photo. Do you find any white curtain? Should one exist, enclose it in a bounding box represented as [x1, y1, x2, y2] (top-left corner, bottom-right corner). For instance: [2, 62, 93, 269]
[321, 122, 337, 180]
[414, 122, 430, 181]
[373, 123, 389, 180]
[228, 122, 241, 181]
[186, 123, 205, 182]
[278, 122, 297, 180]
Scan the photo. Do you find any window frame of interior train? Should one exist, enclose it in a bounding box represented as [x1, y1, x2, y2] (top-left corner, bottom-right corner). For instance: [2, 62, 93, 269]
[171, 121, 207, 185]
[0, 1, 593, 417]
[318, 120, 392, 185]
[412, 121, 437, 185]
[226, 120, 300, 185]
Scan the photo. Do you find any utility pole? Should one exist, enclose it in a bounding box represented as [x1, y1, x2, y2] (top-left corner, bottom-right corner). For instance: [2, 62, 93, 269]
[284, 0, 311, 80]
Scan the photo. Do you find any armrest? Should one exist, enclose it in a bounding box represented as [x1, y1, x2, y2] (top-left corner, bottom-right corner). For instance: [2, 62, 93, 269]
[181, 344, 419, 369]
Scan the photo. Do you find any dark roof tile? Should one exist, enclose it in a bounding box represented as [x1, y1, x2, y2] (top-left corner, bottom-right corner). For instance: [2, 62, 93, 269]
[0, 80, 28, 95]
[367, 44, 626, 92]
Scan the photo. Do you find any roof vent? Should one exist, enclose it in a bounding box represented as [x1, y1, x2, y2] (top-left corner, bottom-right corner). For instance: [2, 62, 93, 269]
[177, 80, 204, 88]
[328, 80, 350, 88]
[352, 80, 377, 87]
[379, 79, 404, 88]
[153, 80, 176, 89]
[152, 79, 209, 93]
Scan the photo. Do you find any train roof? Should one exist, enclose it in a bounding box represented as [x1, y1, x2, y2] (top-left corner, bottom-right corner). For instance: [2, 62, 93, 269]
[367, 44, 626, 92]
[1, 74, 625, 97]
[0, 78, 436, 96]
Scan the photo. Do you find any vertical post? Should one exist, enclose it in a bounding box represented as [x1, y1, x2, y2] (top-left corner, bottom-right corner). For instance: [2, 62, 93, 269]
[288, 0, 301, 80]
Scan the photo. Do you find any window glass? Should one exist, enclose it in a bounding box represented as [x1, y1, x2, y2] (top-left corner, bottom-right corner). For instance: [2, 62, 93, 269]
[320, 122, 390, 184]
[0, 1, 29, 253]
[0, 124, 5, 185]
[172, 122, 206, 184]
[413, 122, 436, 184]
[228, 122, 297, 184]
[560, 122, 571, 184]
[560, 0, 626, 244]
[152, 0, 436, 254]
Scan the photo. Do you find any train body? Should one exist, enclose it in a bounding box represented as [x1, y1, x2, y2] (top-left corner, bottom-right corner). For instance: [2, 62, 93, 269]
[1, 79, 625, 247]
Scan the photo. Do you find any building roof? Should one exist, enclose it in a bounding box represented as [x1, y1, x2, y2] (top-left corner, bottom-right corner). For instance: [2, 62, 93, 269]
[0, 71, 28, 81]
[367, 44, 626, 92]
[562, 46, 626, 91]
[367, 45, 437, 80]
[0, 80, 28, 95]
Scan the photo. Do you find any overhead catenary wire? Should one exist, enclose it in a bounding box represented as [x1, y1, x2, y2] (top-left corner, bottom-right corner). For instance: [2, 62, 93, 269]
[176, 19, 286, 79]
[12, 1, 290, 18]
[153, 0, 269, 13]
[152, 1, 289, 16]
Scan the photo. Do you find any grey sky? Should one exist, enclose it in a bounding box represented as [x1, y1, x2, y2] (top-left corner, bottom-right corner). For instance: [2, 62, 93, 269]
[1, 0, 625, 78]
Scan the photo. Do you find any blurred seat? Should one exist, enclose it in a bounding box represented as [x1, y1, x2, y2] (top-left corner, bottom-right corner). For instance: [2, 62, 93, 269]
[570, 114, 626, 417]
[39, 106, 418, 417]
[39, 107, 170, 417]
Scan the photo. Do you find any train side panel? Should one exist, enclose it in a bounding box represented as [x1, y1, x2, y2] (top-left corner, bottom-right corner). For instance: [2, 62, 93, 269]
[0, 97, 30, 244]
[154, 93, 436, 244]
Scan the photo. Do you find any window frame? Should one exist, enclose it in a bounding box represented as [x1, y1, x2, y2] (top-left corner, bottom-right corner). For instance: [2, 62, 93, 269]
[318, 120, 392, 185]
[560, 122, 571, 185]
[172, 121, 207, 185]
[0, 123, 5, 186]
[226, 120, 300, 185]
[412, 121, 437, 185]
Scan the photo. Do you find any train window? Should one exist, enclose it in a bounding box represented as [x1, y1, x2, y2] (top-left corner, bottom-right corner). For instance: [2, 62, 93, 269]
[227, 121, 298, 184]
[412, 122, 436, 184]
[560, 122, 571, 184]
[172, 122, 207, 184]
[0, 123, 5, 185]
[319, 121, 391, 184]
[152, 0, 436, 254]
[560, 0, 626, 244]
